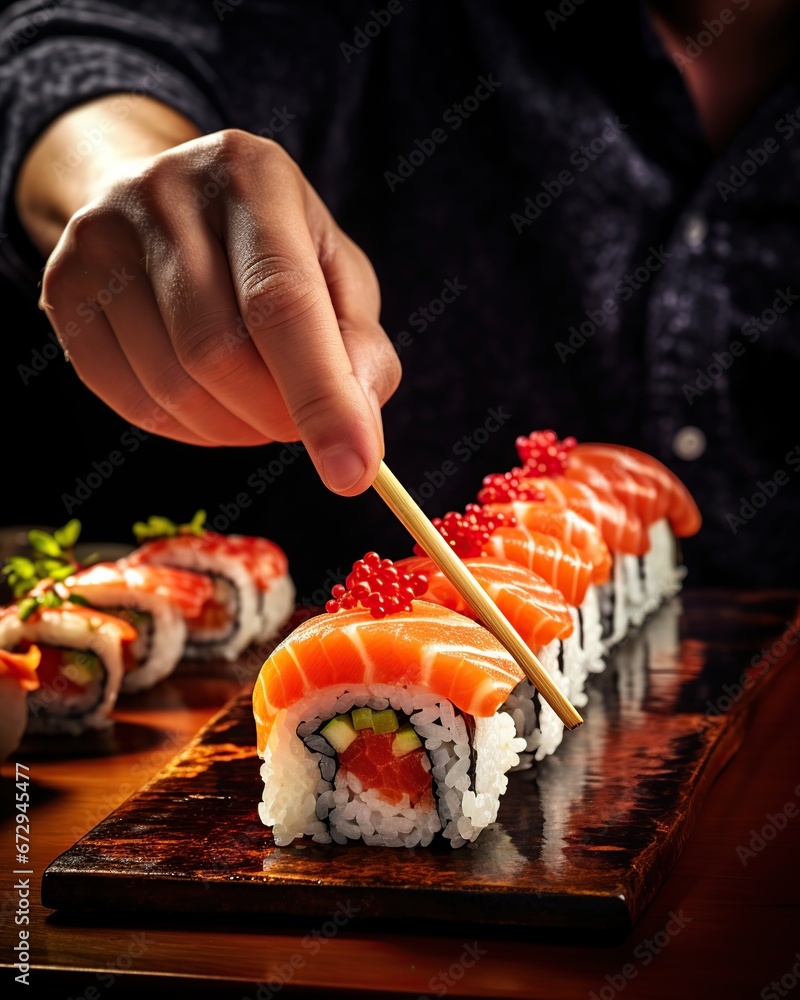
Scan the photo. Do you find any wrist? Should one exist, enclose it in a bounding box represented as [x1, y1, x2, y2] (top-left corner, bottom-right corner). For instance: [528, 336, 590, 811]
[14, 94, 202, 255]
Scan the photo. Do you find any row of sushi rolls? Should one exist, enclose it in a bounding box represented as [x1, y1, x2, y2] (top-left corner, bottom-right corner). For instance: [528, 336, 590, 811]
[0, 430, 700, 851]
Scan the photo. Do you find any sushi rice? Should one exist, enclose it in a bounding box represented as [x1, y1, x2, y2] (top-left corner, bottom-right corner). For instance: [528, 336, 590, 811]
[598, 517, 686, 651]
[259, 683, 524, 849]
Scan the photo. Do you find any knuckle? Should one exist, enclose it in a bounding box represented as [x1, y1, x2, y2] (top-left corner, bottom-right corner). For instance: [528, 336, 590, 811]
[238, 258, 323, 328]
[225, 135, 298, 200]
[287, 380, 342, 430]
[212, 128, 290, 174]
[121, 161, 186, 225]
[172, 312, 242, 381]
[130, 156, 171, 193]
[61, 205, 119, 263]
[40, 214, 116, 314]
[213, 127, 255, 160]
[40, 253, 71, 309]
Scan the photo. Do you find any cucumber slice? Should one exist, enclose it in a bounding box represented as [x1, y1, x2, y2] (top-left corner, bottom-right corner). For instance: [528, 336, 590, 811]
[61, 650, 101, 687]
[351, 707, 374, 731]
[372, 708, 399, 734]
[393, 725, 423, 757]
[320, 714, 358, 753]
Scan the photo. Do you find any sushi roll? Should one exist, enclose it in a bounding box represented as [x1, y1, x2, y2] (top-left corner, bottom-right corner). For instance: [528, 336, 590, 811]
[403, 504, 607, 761]
[479, 431, 700, 649]
[252, 553, 526, 848]
[476, 498, 614, 676]
[420, 504, 605, 689]
[0, 601, 134, 735]
[126, 516, 295, 661]
[394, 552, 579, 763]
[479, 501, 613, 586]
[480, 520, 604, 680]
[60, 562, 215, 693]
[567, 442, 701, 615]
[479, 469, 638, 650]
[0, 646, 40, 759]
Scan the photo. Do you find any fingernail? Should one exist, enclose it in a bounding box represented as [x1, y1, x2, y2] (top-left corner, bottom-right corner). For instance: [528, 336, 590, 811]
[321, 446, 366, 492]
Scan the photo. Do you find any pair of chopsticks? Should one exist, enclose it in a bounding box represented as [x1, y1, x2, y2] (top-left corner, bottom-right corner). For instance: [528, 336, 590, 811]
[373, 461, 583, 731]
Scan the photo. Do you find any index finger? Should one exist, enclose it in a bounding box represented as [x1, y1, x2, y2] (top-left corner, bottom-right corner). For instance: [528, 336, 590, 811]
[220, 151, 382, 496]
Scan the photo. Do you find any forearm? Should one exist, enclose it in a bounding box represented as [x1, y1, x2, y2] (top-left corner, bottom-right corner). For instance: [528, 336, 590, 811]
[14, 94, 202, 256]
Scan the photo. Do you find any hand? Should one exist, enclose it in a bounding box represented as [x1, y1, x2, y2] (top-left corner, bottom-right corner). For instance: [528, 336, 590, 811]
[22, 105, 399, 495]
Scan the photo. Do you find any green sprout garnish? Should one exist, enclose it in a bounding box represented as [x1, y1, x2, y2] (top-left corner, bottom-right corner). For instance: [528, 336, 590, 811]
[1, 520, 83, 619]
[132, 509, 207, 542]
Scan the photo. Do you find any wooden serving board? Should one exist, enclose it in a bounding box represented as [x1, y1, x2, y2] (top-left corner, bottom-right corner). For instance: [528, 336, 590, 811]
[41, 590, 800, 934]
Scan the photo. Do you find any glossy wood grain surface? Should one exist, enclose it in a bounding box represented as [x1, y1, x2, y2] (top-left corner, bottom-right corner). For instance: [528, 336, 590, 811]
[2, 590, 800, 999]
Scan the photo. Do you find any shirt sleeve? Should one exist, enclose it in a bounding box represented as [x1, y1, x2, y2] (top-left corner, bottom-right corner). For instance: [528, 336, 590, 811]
[0, 0, 228, 292]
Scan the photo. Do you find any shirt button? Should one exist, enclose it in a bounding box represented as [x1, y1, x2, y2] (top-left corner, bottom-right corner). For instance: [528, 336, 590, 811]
[672, 425, 706, 460]
[683, 213, 707, 248]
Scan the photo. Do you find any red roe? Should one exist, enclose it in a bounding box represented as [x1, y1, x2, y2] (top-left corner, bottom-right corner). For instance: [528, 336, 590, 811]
[515, 430, 577, 476]
[325, 552, 428, 619]
[477, 469, 546, 504]
[413, 503, 516, 559]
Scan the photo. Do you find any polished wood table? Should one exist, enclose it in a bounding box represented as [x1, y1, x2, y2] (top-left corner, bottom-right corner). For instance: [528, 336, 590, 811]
[2, 599, 799, 1000]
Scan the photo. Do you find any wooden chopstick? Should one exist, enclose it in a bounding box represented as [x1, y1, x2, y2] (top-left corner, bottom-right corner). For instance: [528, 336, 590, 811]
[373, 461, 584, 731]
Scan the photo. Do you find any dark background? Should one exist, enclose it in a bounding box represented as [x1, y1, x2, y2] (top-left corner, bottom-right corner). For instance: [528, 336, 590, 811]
[0, 271, 479, 604]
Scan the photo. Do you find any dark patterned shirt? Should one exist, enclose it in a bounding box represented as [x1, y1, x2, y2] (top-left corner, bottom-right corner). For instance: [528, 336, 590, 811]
[1, 0, 798, 596]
